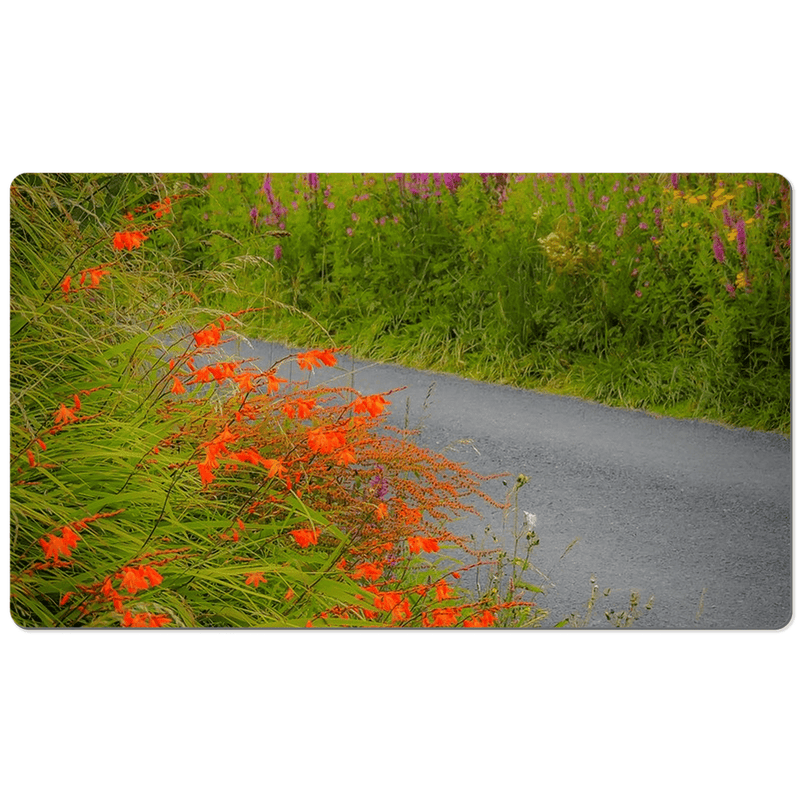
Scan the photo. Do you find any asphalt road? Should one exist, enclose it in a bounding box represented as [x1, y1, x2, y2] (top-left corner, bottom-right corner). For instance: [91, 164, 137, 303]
[223, 337, 793, 629]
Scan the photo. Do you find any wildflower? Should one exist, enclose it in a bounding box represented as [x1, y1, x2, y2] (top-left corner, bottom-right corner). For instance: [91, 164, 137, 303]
[54, 403, 77, 426]
[337, 448, 358, 466]
[296, 348, 337, 370]
[407, 536, 439, 554]
[464, 610, 496, 628]
[171, 376, 186, 395]
[245, 572, 267, 588]
[284, 587, 295, 600]
[282, 397, 316, 419]
[290, 527, 320, 548]
[635, 290, 643, 298]
[113, 230, 149, 251]
[735, 271, 749, 290]
[435, 580, 454, 601]
[120, 567, 150, 594]
[431, 607, 459, 627]
[375, 502, 388, 520]
[353, 393, 391, 417]
[737, 219, 748, 258]
[615, 214, 627, 238]
[60, 527, 81, 549]
[61, 275, 72, 298]
[712, 231, 726, 263]
[233, 372, 258, 393]
[192, 323, 222, 348]
[725, 283, 736, 298]
[273, 244, 282, 261]
[670, 173, 679, 189]
[308, 426, 346, 454]
[639, 222, 648, 230]
[39, 534, 72, 560]
[266, 372, 288, 393]
[352, 562, 383, 582]
[368, 472, 389, 499]
[307, 173, 320, 191]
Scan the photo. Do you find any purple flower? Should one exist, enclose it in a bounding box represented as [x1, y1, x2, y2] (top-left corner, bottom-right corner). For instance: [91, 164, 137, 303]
[737, 219, 748, 258]
[635, 289, 643, 298]
[346, 227, 353, 237]
[725, 283, 736, 298]
[712, 231, 726, 263]
[670, 173, 679, 189]
[639, 222, 648, 230]
[722, 207, 734, 227]
[615, 213, 627, 237]
[273, 244, 282, 261]
[307, 173, 320, 191]
[631, 268, 639, 277]
[249, 206, 259, 224]
[368, 471, 389, 499]
[442, 173, 462, 194]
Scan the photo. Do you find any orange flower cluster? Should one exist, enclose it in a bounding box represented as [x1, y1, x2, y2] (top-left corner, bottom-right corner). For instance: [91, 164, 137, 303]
[61, 265, 112, 299]
[113, 230, 149, 251]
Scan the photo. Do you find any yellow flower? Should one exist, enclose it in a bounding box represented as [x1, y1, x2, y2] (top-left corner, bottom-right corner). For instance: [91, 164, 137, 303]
[735, 272, 748, 290]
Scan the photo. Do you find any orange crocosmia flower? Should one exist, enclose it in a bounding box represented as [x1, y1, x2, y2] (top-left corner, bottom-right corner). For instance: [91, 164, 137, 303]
[120, 567, 150, 594]
[113, 230, 149, 251]
[171, 376, 186, 395]
[245, 572, 267, 588]
[435, 580, 454, 601]
[282, 397, 316, 420]
[61, 275, 72, 298]
[336, 448, 357, 467]
[464, 610, 496, 628]
[148, 614, 171, 627]
[141, 565, 163, 587]
[197, 462, 215, 485]
[266, 372, 288, 393]
[59, 592, 74, 607]
[54, 403, 77, 425]
[296, 348, 337, 371]
[352, 562, 383, 582]
[123, 611, 148, 627]
[39, 534, 72, 560]
[234, 372, 258, 393]
[192, 324, 221, 348]
[26, 449, 35, 467]
[353, 394, 391, 418]
[260, 458, 286, 479]
[80, 266, 111, 287]
[391, 599, 412, 623]
[284, 587, 295, 601]
[60, 527, 81, 550]
[431, 607, 460, 627]
[421, 537, 440, 553]
[375, 502, 388, 520]
[307, 427, 346, 455]
[290, 527, 320, 548]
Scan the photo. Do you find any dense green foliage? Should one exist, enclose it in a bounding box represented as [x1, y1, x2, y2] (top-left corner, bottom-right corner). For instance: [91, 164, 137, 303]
[169, 173, 790, 433]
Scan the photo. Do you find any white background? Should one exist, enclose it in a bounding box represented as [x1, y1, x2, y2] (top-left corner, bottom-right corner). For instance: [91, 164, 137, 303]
[2, 3, 795, 798]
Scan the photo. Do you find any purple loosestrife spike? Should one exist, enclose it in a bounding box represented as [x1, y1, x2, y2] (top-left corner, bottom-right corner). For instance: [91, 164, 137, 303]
[670, 173, 679, 189]
[737, 219, 748, 258]
[712, 232, 726, 263]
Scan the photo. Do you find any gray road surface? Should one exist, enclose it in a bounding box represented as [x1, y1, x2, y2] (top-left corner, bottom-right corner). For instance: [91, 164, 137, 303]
[223, 337, 792, 629]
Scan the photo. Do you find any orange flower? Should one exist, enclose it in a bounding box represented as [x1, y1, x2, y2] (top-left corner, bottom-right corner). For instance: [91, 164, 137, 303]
[353, 394, 391, 417]
[79, 266, 111, 287]
[290, 527, 320, 548]
[282, 398, 316, 419]
[245, 572, 267, 588]
[266, 372, 288, 393]
[296, 348, 337, 371]
[120, 567, 150, 594]
[113, 230, 149, 251]
[61, 275, 72, 298]
[407, 536, 439, 554]
[435, 580, 454, 601]
[60, 527, 81, 549]
[307, 427, 346, 454]
[39, 534, 72, 560]
[375, 502, 389, 520]
[431, 607, 460, 627]
[192, 323, 221, 348]
[464, 610, 496, 628]
[336, 448, 357, 467]
[352, 562, 383, 582]
[170, 376, 186, 394]
[54, 403, 77, 426]
[234, 372, 258, 393]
